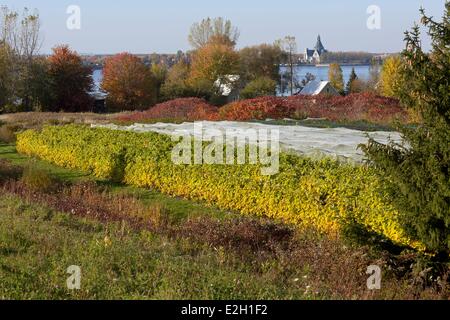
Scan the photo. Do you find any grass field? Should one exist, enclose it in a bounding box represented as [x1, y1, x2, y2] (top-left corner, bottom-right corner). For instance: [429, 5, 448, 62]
[0, 194, 314, 300]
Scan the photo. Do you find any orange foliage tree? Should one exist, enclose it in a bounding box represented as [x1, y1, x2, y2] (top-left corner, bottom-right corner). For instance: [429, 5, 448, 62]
[47, 45, 93, 112]
[188, 43, 240, 96]
[102, 53, 156, 111]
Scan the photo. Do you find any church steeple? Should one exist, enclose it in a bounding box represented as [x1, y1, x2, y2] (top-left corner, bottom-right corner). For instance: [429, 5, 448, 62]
[314, 35, 326, 54]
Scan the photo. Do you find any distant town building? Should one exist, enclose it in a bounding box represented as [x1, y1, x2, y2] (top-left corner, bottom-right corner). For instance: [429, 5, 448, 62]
[298, 80, 339, 96]
[302, 35, 328, 64]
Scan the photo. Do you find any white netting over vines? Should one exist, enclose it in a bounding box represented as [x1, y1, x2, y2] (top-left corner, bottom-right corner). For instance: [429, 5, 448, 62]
[93, 121, 402, 163]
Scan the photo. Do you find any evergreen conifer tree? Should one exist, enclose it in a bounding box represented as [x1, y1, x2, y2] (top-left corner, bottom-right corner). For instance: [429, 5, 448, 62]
[362, 3, 450, 260]
[346, 67, 358, 94]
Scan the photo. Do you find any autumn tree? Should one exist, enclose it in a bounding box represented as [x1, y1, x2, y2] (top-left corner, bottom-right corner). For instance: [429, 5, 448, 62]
[0, 6, 43, 111]
[188, 17, 240, 49]
[239, 44, 283, 83]
[379, 55, 405, 98]
[0, 44, 16, 112]
[26, 57, 54, 111]
[102, 53, 156, 111]
[346, 68, 365, 94]
[160, 60, 194, 100]
[366, 61, 382, 93]
[240, 76, 277, 99]
[188, 42, 240, 97]
[0, 7, 41, 59]
[47, 45, 93, 112]
[362, 3, 450, 259]
[328, 63, 344, 94]
[151, 63, 167, 102]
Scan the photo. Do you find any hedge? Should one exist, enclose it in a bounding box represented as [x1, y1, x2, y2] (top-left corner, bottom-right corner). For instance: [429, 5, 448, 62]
[16, 125, 422, 250]
[115, 93, 407, 125]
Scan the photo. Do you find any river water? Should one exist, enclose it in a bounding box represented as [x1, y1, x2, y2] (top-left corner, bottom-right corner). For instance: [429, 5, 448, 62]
[280, 64, 372, 84]
[92, 69, 103, 91]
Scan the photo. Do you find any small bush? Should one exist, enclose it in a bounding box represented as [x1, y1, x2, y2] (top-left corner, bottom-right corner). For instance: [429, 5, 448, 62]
[283, 93, 407, 124]
[17, 126, 126, 181]
[20, 164, 56, 192]
[0, 124, 19, 143]
[116, 98, 219, 123]
[219, 96, 289, 120]
[147, 203, 171, 229]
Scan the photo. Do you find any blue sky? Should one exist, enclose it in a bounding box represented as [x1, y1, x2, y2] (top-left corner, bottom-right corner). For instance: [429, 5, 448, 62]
[1, 0, 446, 54]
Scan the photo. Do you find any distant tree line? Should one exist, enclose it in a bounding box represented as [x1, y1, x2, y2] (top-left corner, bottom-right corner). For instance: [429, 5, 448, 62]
[321, 51, 377, 64]
[82, 51, 190, 69]
[0, 7, 94, 113]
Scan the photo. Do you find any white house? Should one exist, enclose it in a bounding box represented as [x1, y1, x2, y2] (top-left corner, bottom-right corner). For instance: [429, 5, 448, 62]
[299, 80, 339, 96]
[214, 75, 241, 102]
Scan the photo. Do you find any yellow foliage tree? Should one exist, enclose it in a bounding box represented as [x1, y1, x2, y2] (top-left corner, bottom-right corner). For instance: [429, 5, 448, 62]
[380, 56, 405, 98]
[328, 63, 344, 94]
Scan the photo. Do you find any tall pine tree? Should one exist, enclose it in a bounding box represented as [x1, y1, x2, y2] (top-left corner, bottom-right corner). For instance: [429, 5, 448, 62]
[362, 3, 450, 260]
[345, 68, 358, 94]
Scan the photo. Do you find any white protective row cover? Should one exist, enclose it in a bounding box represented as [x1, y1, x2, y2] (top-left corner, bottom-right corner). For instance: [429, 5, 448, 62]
[93, 121, 403, 163]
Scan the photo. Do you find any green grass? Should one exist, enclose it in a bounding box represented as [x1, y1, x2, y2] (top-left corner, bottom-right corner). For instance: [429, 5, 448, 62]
[0, 194, 311, 300]
[0, 142, 230, 221]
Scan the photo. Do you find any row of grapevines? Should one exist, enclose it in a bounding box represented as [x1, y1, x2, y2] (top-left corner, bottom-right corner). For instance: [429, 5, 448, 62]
[16, 125, 422, 250]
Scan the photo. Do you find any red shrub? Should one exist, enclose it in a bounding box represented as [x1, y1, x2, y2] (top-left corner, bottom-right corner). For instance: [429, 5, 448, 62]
[282, 93, 407, 124]
[219, 96, 290, 121]
[116, 98, 219, 123]
[116, 93, 407, 125]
